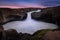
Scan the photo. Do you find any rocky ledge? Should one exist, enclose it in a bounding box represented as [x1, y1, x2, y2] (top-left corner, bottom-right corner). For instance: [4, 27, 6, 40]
[31, 6, 60, 27]
[0, 8, 28, 24]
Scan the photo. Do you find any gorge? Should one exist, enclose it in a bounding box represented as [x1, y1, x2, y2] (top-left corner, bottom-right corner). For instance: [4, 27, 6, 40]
[3, 10, 58, 34]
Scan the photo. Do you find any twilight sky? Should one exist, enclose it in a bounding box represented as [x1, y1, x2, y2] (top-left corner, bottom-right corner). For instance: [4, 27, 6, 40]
[0, 0, 60, 8]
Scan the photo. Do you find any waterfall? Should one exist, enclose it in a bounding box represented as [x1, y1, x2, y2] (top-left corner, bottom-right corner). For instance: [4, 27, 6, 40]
[3, 10, 58, 34]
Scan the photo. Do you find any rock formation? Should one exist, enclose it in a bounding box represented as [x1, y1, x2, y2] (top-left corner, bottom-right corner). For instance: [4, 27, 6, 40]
[0, 8, 28, 24]
[5, 29, 19, 40]
[31, 6, 60, 27]
[43, 31, 60, 40]
[19, 32, 31, 40]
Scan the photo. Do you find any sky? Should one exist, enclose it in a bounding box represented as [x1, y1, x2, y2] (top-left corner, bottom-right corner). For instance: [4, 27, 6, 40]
[0, 0, 60, 8]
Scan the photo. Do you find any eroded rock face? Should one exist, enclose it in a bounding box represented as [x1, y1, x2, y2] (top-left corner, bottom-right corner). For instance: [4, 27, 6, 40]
[19, 32, 31, 40]
[5, 29, 19, 40]
[0, 8, 41, 24]
[43, 31, 60, 40]
[31, 12, 42, 20]
[0, 25, 6, 40]
[31, 6, 60, 27]
[0, 25, 3, 40]
[0, 8, 27, 24]
[7, 12, 27, 21]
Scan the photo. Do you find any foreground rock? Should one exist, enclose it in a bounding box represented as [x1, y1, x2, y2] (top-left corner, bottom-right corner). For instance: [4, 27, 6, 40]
[31, 29, 53, 40]
[0, 25, 6, 40]
[19, 32, 31, 40]
[43, 31, 60, 40]
[5, 29, 19, 40]
[0, 25, 4, 40]
[7, 12, 27, 21]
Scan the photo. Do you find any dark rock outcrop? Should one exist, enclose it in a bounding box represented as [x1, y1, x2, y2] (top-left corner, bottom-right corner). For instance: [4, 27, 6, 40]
[43, 31, 60, 40]
[0, 25, 4, 40]
[31, 6, 60, 27]
[0, 25, 6, 40]
[0, 8, 27, 24]
[7, 12, 27, 21]
[31, 29, 53, 40]
[19, 32, 31, 40]
[0, 8, 42, 24]
[5, 29, 19, 40]
[31, 12, 42, 20]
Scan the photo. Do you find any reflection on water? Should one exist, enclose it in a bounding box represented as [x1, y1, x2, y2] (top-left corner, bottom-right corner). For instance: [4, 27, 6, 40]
[3, 10, 58, 34]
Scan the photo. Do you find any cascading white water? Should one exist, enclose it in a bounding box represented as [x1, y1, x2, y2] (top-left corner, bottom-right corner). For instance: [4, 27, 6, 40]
[3, 10, 58, 34]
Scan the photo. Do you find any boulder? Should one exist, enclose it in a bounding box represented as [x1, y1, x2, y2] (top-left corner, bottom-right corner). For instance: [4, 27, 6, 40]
[31, 29, 53, 40]
[43, 31, 60, 40]
[0, 25, 6, 40]
[19, 32, 31, 40]
[5, 29, 19, 40]
[0, 25, 4, 40]
[0, 9, 27, 24]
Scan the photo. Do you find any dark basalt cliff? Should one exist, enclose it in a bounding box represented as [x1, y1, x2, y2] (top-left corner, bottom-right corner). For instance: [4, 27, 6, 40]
[0, 8, 41, 25]
[31, 6, 60, 27]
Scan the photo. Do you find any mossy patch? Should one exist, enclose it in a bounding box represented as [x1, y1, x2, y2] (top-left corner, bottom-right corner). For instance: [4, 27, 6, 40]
[31, 29, 53, 40]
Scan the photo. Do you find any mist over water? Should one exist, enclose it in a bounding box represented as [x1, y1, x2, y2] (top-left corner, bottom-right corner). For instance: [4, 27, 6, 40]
[3, 10, 58, 34]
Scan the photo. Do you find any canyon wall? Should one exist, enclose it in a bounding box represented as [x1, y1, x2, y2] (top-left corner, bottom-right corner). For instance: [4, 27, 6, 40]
[0, 8, 41, 24]
[31, 6, 60, 27]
